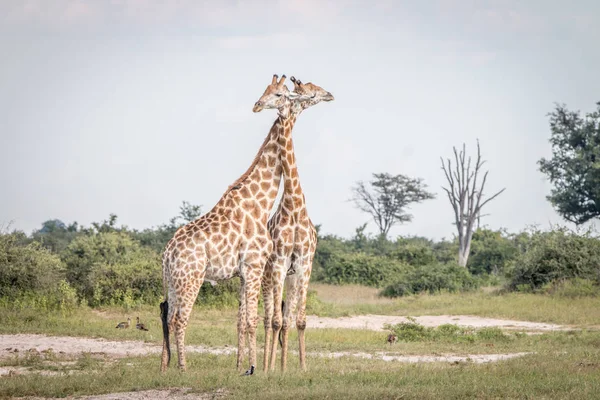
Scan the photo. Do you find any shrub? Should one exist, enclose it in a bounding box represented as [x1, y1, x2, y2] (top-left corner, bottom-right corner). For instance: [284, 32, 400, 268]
[318, 252, 412, 287]
[380, 262, 479, 297]
[62, 232, 162, 306]
[385, 319, 509, 343]
[0, 233, 66, 297]
[543, 278, 599, 298]
[196, 278, 240, 308]
[508, 227, 600, 291]
[467, 229, 518, 275]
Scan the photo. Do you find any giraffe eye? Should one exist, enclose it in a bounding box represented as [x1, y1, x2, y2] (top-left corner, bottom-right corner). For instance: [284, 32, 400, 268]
[275, 93, 282, 97]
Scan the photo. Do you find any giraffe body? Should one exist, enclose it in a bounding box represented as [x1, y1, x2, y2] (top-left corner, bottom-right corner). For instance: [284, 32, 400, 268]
[260, 77, 334, 372]
[160, 75, 308, 374]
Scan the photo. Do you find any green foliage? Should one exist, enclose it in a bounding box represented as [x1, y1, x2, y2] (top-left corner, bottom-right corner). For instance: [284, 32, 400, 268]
[543, 278, 599, 298]
[509, 227, 600, 291]
[380, 262, 479, 297]
[196, 278, 240, 308]
[388, 236, 437, 266]
[384, 318, 509, 343]
[31, 219, 81, 254]
[0, 233, 65, 297]
[467, 228, 518, 275]
[62, 232, 162, 306]
[538, 102, 600, 224]
[319, 252, 411, 287]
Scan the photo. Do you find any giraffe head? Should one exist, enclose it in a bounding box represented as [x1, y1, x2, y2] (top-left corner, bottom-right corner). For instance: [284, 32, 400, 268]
[290, 76, 334, 104]
[289, 76, 334, 115]
[253, 74, 306, 117]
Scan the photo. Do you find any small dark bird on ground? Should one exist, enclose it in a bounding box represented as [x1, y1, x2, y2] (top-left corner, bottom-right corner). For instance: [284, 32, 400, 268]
[136, 317, 149, 331]
[116, 317, 131, 329]
[387, 333, 398, 345]
[243, 365, 255, 376]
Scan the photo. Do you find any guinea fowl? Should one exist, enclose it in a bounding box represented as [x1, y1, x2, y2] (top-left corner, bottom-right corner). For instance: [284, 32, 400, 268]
[116, 317, 131, 329]
[387, 333, 398, 345]
[136, 317, 148, 331]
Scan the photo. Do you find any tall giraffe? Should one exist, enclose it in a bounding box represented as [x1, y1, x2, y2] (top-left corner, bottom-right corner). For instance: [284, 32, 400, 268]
[259, 77, 334, 372]
[160, 74, 310, 374]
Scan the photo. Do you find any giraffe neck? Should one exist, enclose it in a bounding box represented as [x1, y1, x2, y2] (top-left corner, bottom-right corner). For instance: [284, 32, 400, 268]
[218, 113, 298, 214]
[278, 114, 306, 212]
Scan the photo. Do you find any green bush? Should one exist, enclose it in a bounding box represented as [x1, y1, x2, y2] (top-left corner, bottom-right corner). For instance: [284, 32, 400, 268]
[0, 233, 65, 297]
[509, 227, 600, 291]
[318, 252, 412, 287]
[543, 278, 599, 298]
[389, 237, 437, 266]
[196, 278, 240, 308]
[385, 318, 509, 343]
[62, 232, 162, 306]
[467, 229, 518, 275]
[380, 262, 479, 297]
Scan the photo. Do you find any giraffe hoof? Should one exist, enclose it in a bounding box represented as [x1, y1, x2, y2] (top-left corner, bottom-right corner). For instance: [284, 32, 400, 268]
[243, 365, 255, 376]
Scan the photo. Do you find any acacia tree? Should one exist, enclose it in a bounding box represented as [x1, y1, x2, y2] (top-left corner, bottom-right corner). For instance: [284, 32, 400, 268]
[441, 141, 505, 267]
[351, 173, 435, 238]
[538, 102, 600, 224]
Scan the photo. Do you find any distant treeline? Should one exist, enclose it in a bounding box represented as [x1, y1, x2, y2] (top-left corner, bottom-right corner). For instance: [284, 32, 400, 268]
[1, 202, 599, 311]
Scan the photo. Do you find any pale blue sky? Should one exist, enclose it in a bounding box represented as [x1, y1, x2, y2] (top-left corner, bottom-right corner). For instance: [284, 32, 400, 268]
[1, 0, 599, 239]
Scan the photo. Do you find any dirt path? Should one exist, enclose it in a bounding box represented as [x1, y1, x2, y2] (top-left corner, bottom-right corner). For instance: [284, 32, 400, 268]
[308, 314, 570, 332]
[0, 333, 531, 369]
[14, 388, 227, 400]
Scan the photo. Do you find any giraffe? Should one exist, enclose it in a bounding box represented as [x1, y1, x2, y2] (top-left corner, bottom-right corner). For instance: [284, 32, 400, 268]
[160, 74, 310, 374]
[259, 76, 334, 372]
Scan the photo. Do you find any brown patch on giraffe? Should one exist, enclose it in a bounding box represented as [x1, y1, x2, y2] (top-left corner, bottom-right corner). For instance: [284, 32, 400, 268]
[260, 181, 271, 192]
[261, 170, 272, 181]
[243, 215, 255, 237]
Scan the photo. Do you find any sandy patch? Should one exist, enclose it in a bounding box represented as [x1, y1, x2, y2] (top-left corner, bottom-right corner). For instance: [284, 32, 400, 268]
[320, 351, 533, 364]
[13, 388, 226, 400]
[308, 314, 569, 332]
[0, 334, 532, 365]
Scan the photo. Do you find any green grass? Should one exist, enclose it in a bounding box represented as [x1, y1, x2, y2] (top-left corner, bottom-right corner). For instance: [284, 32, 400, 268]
[2, 286, 600, 399]
[2, 348, 600, 399]
[310, 284, 600, 326]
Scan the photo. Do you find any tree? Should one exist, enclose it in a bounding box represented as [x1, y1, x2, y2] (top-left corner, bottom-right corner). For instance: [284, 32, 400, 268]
[351, 173, 435, 237]
[441, 141, 505, 267]
[538, 102, 600, 225]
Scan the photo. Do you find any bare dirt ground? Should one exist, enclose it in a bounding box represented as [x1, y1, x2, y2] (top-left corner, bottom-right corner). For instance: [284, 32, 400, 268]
[0, 313, 565, 375]
[13, 388, 227, 400]
[308, 314, 571, 332]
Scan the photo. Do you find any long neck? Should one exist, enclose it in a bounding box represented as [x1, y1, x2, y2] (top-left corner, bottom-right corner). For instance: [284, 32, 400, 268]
[278, 113, 305, 212]
[220, 114, 297, 213]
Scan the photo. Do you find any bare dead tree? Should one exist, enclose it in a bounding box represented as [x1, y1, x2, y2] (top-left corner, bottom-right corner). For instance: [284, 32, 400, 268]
[441, 141, 506, 267]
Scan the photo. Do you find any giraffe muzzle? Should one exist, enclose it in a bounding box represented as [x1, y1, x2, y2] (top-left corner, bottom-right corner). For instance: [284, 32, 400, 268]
[253, 102, 263, 112]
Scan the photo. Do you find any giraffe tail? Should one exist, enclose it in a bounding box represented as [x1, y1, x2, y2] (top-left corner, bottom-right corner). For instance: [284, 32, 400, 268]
[160, 300, 171, 367]
[278, 300, 285, 347]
